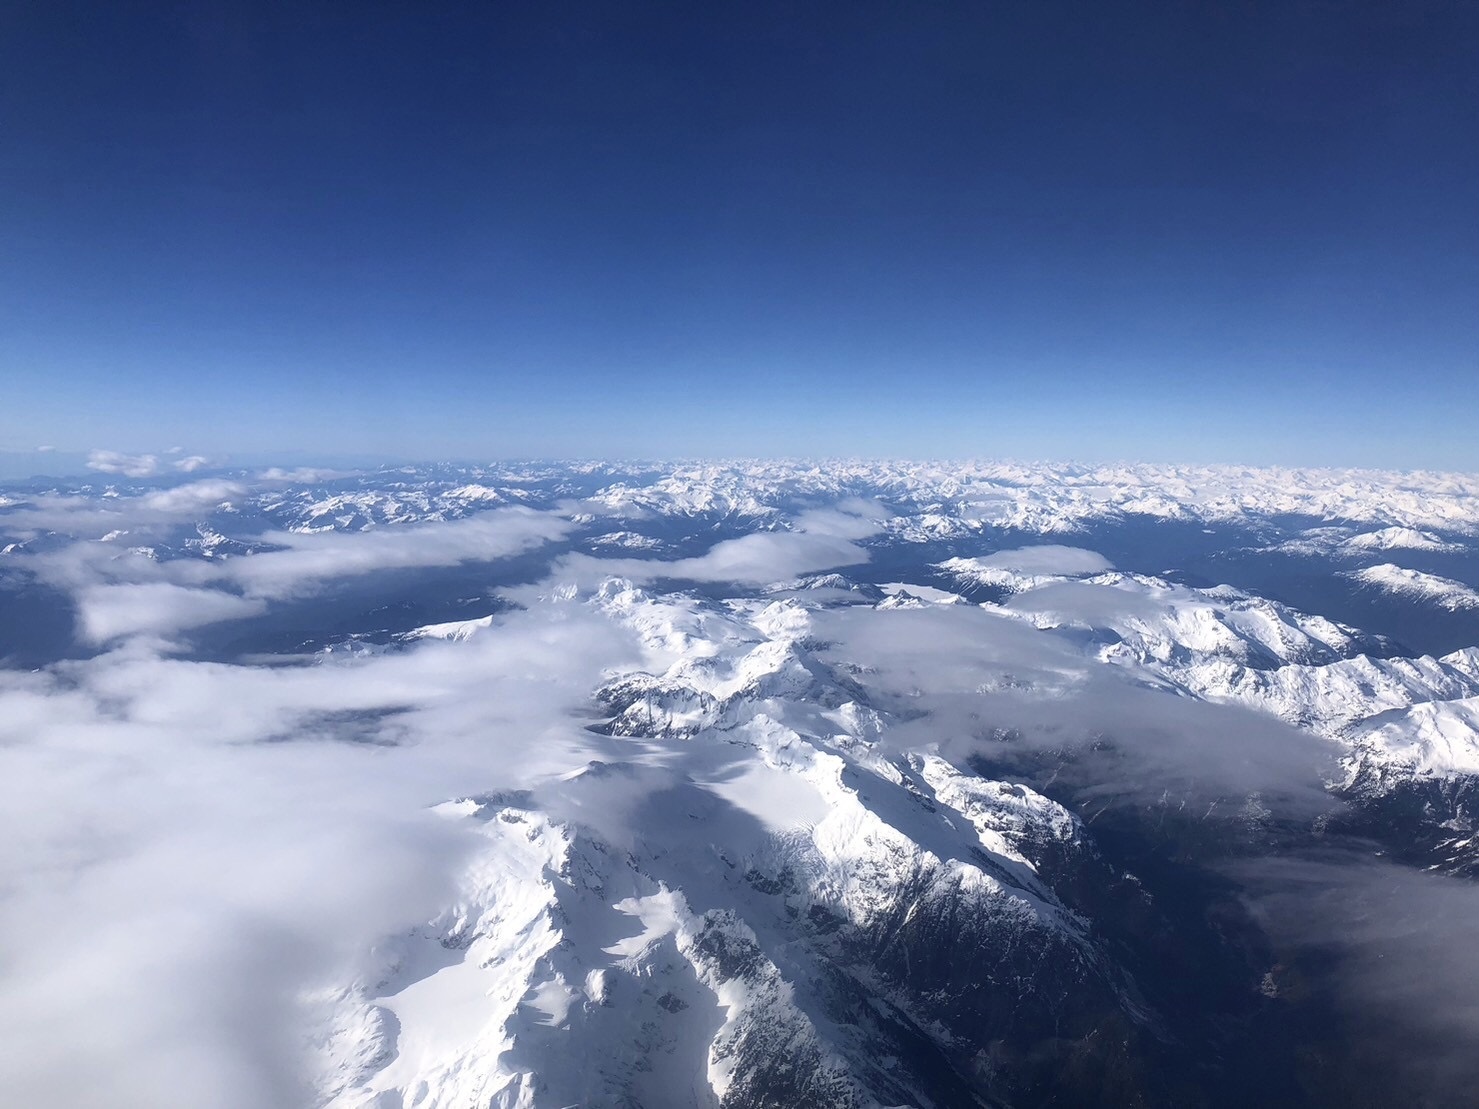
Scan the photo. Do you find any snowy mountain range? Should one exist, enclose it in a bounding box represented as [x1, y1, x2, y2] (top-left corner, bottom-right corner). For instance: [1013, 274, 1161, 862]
[2, 460, 1479, 1107]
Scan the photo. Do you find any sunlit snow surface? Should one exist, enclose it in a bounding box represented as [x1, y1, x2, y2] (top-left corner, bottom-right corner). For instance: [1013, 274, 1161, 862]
[3, 460, 1479, 1108]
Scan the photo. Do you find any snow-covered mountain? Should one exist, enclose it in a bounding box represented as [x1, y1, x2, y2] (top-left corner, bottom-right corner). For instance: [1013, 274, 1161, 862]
[322, 594, 1112, 1106]
[1342, 526, 1465, 553]
[1346, 563, 1479, 611]
[10, 458, 1479, 541]
[313, 581, 1145, 1107]
[3, 460, 1479, 1107]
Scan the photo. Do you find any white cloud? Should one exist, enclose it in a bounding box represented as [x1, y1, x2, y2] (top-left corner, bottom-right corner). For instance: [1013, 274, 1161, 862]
[974, 544, 1113, 575]
[536, 506, 884, 592]
[259, 467, 354, 483]
[812, 602, 1337, 815]
[651, 528, 870, 583]
[81, 450, 213, 478]
[76, 583, 268, 643]
[139, 479, 245, 514]
[5, 499, 577, 640]
[213, 507, 575, 600]
[0, 480, 247, 552]
[0, 601, 639, 1108]
[87, 450, 160, 477]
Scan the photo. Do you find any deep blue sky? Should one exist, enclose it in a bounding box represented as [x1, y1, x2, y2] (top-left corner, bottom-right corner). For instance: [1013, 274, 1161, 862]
[3, 1, 1477, 469]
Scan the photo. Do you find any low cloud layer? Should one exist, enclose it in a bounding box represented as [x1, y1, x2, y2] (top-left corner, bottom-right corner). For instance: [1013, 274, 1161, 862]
[975, 544, 1114, 575]
[76, 582, 269, 643]
[5, 500, 577, 643]
[0, 478, 249, 540]
[0, 600, 639, 1107]
[211, 509, 574, 600]
[815, 602, 1338, 817]
[8, 478, 880, 655]
[539, 505, 886, 592]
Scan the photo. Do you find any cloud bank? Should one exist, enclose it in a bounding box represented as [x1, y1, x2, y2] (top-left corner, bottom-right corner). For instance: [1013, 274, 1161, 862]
[0, 600, 638, 1108]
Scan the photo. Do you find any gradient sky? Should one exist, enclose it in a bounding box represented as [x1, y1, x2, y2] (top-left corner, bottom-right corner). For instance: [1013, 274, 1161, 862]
[3, 1, 1477, 469]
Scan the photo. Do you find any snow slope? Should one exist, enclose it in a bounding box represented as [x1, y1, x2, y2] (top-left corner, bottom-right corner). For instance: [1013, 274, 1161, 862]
[1346, 564, 1479, 611]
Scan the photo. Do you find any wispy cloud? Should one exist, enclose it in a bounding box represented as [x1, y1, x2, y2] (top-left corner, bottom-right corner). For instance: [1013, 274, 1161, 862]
[5, 498, 577, 642]
[534, 505, 885, 593]
[75, 583, 268, 644]
[814, 601, 1338, 817]
[211, 508, 574, 601]
[1237, 851, 1479, 1099]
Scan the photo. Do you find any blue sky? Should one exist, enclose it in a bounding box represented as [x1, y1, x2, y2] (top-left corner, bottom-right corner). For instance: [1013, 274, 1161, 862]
[3, 1, 1477, 470]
